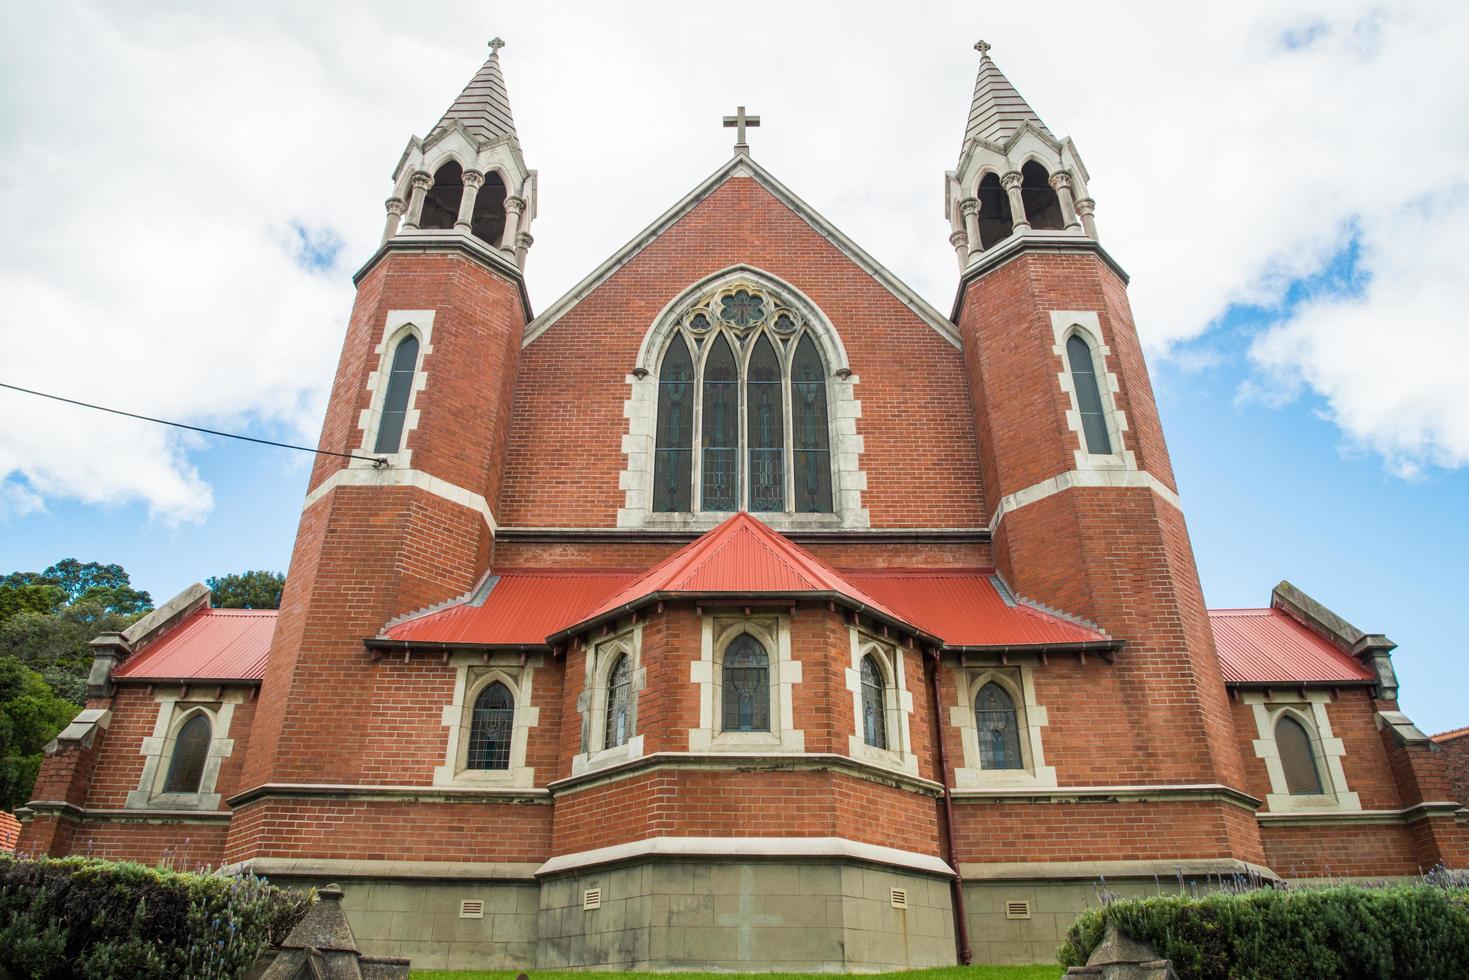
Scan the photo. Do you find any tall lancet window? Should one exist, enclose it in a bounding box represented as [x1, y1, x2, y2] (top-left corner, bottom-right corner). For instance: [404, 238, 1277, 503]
[860, 655, 888, 749]
[605, 655, 633, 750]
[163, 713, 211, 794]
[975, 682, 1023, 770]
[791, 335, 832, 512]
[701, 334, 739, 511]
[650, 282, 836, 517]
[653, 339, 694, 512]
[1276, 715, 1324, 795]
[721, 633, 771, 732]
[1065, 335, 1111, 454]
[467, 682, 514, 770]
[747, 336, 784, 512]
[374, 334, 420, 454]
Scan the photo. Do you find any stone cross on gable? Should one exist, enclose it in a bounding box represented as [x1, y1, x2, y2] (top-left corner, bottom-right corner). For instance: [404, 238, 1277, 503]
[723, 105, 761, 153]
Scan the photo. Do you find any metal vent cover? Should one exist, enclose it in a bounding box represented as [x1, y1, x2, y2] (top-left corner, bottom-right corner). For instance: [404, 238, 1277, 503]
[459, 899, 484, 919]
[1005, 899, 1032, 919]
[889, 887, 909, 909]
[583, 888, 603, 911]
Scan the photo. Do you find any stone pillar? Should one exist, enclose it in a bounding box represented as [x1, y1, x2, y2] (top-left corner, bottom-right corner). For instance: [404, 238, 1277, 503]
[1050, 171, 1081, 230]
[455, 170, 484, 232]
[949, 229, 969, 269]
[381, 198, 406, 245]
[1001, 171, 1029, 232]
[501, 195, 526, 250]
[401, 171, 432, 230]
[515, 231, 534, 269]
[960, 197, 982, 256]
[1076, 197, 1098, 239]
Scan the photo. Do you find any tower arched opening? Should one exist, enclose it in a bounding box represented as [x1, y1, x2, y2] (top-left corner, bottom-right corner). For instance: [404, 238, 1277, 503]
[420, 161, 464, 230]
[977, 172, 1013, 249]
[472, 171, 508, 245]
[1021, 161, 1065, 231]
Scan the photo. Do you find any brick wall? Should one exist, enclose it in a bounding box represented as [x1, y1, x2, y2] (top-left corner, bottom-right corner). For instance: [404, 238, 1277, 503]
[1440, 734, 1469, 806]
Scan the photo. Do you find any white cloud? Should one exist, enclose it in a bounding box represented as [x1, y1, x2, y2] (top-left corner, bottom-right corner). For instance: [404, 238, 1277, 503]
[1, 0, 1466, 523]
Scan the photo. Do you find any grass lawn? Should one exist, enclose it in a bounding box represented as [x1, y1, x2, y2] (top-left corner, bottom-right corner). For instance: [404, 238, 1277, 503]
[411, 968, 1060, 980]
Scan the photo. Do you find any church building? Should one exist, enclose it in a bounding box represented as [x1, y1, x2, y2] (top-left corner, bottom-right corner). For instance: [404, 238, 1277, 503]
[17, 40, 1467, 971]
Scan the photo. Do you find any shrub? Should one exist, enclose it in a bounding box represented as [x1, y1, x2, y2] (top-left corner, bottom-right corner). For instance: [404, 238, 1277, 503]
[0, 855, 310, 979]
[1059, 879, 1469, 980]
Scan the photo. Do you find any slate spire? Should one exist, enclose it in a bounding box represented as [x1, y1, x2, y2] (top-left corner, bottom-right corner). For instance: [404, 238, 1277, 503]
[431, 36, 519, 145]
[962, 40, 1053, 149]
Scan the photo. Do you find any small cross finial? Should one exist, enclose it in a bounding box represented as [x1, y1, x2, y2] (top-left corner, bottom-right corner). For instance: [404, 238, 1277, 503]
[974, 39, 991, 57]
[722, 105, 761, 153]
[488, 37, 505, 53]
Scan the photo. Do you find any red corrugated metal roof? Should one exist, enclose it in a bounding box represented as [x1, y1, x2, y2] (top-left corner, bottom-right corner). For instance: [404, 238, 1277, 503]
[846, 570, 1107, 647]
[1208, 608, 1374, 685]
[571, 512, 910, 631]
[382, 570, 637, 646]
[113, 608, 275, 681]
[1431, 725, 1469, 744]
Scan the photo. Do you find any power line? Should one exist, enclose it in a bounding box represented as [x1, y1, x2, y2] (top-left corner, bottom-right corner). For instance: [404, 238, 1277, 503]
[0, 381, 387, 468]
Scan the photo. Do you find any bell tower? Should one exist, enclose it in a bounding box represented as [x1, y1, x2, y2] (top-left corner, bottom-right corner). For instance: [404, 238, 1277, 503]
[228, 40, 535, 855]
[949, 44, 1256, 815]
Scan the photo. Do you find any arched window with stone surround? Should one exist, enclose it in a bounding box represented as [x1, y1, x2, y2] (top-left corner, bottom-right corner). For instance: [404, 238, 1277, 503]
[977, 172, 1013, 249]
[163, 713, 210, 794]
[471, 171, 508, 245]
[650, 282, 836, 516]
[1021, 161, 1065, 230]
[975, 682, 1023, 770]
[420, 160, 463, 230]
[1276, 715, 1324, 795]
[374, 333, 420, 454]
[721, 633, 771, 732]
[653, 338, 695, 512]
[860, 655, 888, 749]
[1065, 334, 1112, 455]
[467, 681, 514, 770]
[605, 654, 633, 750]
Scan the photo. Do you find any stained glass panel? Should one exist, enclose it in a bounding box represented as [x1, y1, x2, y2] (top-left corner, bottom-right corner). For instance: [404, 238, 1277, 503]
[468, 682, 514, 770]
[702, 335, 738, 510]
[747, 336, 784, 512]
[721, 634, 771, 732]
[605, 655, 633, 749]
[860, 655, 888, 749]
[790, 335, 832, 513]
[653, 339, 694, 511]
[975, 682, 1023, 770]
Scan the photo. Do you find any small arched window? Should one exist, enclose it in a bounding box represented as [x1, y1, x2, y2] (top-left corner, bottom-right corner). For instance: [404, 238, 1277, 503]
[975, 682, 1023, 770]
[373, 333, 420, 454]
[701, 335, 739, 511]
[860, 655, 888, 749]
[1276, 715, 1324, 795]
[471, 171, 508, 246]
[467, 681, 514, 770]
[1020, 161, 1065, 231]
[747, 336, 784, 512]
[163, 713, 211, 794]
[1065, 335, 1112, 454]
[420, 161, 463, 230]
[653, 339, 695, 512]
[977, 172, 1013, 250]
[721, 634, 771, 732]
[605, 654, 633, 750]
[791, 335, 832, 513]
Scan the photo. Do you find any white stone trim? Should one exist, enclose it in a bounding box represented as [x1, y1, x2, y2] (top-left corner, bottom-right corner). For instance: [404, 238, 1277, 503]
[845, 631, 918, 777]
[354, 310, 435, 467]
[536, 835, 954, 879]
[434, 651, 542, 788]
[987, 468, 1181, 533]
[1242, 689, 1361, 814]
[126, 688, 246, 811]
[523, 155, 958, 349]
[689, 614, 804, 753]
[1049, 311, 1134, 471]
[571, 627, 646, 776]
[950, 665, 1056, 789]
[617, 266, 869, 531]
[303, 466, 496, 532]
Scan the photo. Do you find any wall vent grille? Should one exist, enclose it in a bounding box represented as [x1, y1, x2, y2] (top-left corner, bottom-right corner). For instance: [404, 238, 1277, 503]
[889, 887, 909, 909]
[459, 899, 484, 919]
[1005, 899, 1032, 919]
[583, 888, 603, 911]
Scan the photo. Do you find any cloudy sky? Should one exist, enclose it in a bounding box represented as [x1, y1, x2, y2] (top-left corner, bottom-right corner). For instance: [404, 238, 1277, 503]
[2, 1, 1466, 731]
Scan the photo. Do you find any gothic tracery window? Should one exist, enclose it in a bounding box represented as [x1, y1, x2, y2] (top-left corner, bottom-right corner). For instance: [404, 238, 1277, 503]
[652, 283, 835, 515]
[721, 633, 771, 732]
[163, 713, 211, 794]
[467, 681, 514, 770]
[860, 654, 888, 749]
[975, 682, 1023, 770]
[604, 654, 632, 750]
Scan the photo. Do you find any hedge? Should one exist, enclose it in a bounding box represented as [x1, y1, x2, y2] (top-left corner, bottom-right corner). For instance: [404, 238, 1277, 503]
[0, 855, 309, 979]
[1059, 879, 1469, 980]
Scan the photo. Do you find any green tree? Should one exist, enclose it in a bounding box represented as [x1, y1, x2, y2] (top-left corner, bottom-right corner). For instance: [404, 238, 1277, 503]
[0, 602, 138, 705]
[0, 658, 79, 811]
[37, 559, 152, 615]
[206, 570, 285, 610]
[0, 582, 65, 624]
